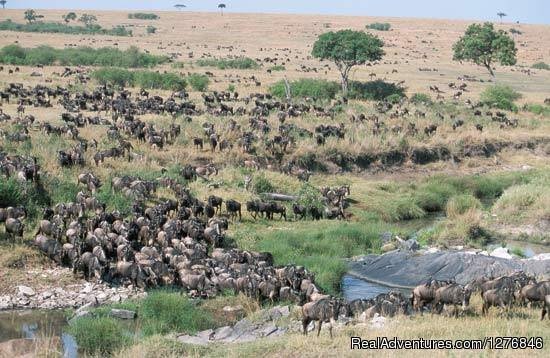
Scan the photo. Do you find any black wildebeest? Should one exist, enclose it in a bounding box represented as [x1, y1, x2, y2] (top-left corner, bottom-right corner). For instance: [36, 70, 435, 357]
[482, 287, 514, 315]
[225, 199, 242, 220]
[432, 283, 472, 317]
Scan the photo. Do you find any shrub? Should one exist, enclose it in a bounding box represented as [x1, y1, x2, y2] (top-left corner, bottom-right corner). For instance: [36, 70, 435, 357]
[367, 22, 391, 31]
[386, 93, 403, 104]
[187, 73, 210, 91]
[269, 65, 286, 71]
[227, 84, 236, 92]
[253, 173, 275, 194]
[128, 13, 160, 20]
[146, 25, 157, 34]
[67, 317, 131, 355]
[509, 28, 522, 35]
[348, 80, 405, 101]
[140, 291, 215, 336]
[410, 93, 433, 105]
[532, 62, 550, 70]
[0, 19, 132, 36]
[523, 103, 550, 117]
[0, 44, 167, 67]
[270, 79, 340, 100]
[446, 194, 482, 218]
[196, 57, 259, 70]
[480, 85, 521, 111]
[92, 68, 186, 90]
[0, 177, 22, 208]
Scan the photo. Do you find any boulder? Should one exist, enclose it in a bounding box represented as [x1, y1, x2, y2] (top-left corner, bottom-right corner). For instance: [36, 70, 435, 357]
[222, 305, 245, 320]
[110, 309, 136, 320]
[17, 286, 35, 297]
[490, 247, 512, 259]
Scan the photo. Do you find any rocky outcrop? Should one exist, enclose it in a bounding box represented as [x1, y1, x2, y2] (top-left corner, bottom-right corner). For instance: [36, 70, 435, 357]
[0, 281, 145, 311]
[177, 305, 291, 345]
[349, 249, 550, 288]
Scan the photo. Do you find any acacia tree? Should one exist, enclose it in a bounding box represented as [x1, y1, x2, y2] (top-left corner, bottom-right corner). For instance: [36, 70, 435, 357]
[218, 3, 226, 16]
[62, 12, 77, 24]
[174, 4, 186, 10]
[453, 22, 517, 77]
[79, 14, 97, 27]
[0, 1, 7, 10]
[497, 12, 507, 23]
[24, 9, 42, 23]
[312, 29, 384, 95]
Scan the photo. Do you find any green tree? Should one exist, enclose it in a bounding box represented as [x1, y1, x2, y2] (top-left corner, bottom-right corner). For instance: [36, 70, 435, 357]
[453, 22, 517, 77]
[0, 1, 7, 10]
[218, 3, 226, 16]
[174, 4, 186, 10]
[79, 13, 97, 27]
[24, 9, 42, 23]
[497, 12, 507, 23]
[62, 12, 77, 24]
[312, 29, 384, 95]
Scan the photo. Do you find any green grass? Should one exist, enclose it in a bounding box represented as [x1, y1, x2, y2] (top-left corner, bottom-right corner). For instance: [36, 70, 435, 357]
[523, 103, 550, 117]
[270, 78, 340, 100]
[410, 92, 433, 105]
[0, 44, 167, 67]
[92, 68, 186, 90]
[0, 19, 132, 36]
[269, 65, 286, 71]
[67, 317, 132, 355]
[232, 221, 385, 294]
[196, 57, 259, 70]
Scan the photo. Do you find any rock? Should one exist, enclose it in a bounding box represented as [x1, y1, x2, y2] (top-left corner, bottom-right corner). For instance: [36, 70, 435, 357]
[177, 334, 210, 346]
[401, 239, 420, 251]
[425, 247, 439, 254]
[379, 232, 393, 244]
[529, 253, 550, 261]
[490, 247, 512, 259]
[370, 313, 386, 329]
[110, 309, 136, 320]
[17, 286, 35, 297]
[381, 243, 397, 252]
[223, 305, 245, 320]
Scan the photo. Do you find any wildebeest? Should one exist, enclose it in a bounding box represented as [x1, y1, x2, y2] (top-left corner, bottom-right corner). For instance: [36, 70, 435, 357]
[432, 283, 471, 316]
[225, 199, 242, 220]
[482, 287, 514, 315]
[302, 298, 341, 338]
[541, 295, 550, 320]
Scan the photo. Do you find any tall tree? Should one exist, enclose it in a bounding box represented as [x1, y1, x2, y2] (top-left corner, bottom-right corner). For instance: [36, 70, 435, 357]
[174, 4, 186, 11]
[497, 12, 507, 23]
[24, 9, 37, 23]
[0, 1, 7, 9]
[312, 30, 384, 95]
[62, 12, 77, 24]
[79, 13, 97, 27]
[453, 22, 517, 77]
[218, 3, 226, 16]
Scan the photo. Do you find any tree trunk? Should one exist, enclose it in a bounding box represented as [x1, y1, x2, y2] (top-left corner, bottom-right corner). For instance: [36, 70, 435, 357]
[485, 64, 495, 77]
[261, 193, 298, 202]
[341, 76, 348, 96]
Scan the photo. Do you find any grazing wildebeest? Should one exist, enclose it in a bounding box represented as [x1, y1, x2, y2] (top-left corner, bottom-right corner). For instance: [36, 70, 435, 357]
[433, 284, 471, 317]
[207, 195, 223, 213]
[225, 199, 242, 220]
[193, 137, 203, 150]
[5, 218, 24, 238]
[302, 298, 341, 338]
[482, 287, 514, 315]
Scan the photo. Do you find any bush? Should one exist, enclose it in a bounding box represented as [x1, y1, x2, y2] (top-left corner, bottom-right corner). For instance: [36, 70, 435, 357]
[367, 22, 391, 31]
[0, 177, 22, 208]
[480, 85, 521, 111]
[140, 291, 215, 336]
[446, 194, 482, 218]
[532, 62, 550, 70]
[253, 173, 275, 194]
[348, 80, 405, 101]
[0, 19, 132, 36]
[146, 25, 157, 34]
[523, 103, 550, 117]
[0, 44, 167, 67]
[410, 93, 433, 105]
[128, 13, 159, 20]
[196, 57, 259, 70]
[386, 93, 403, 104]
[269, 65, 286, 71]
[270, 79, 340, 100]
[187, 73, 210, 91]
[509, 28, 522, 35]
[67, 317, 131, 355]
[227, 84, 236, 92]
[92, 68, 186, 90]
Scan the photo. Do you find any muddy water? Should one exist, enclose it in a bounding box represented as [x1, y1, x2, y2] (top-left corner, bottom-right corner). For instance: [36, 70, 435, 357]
[0, 310, 77, 357]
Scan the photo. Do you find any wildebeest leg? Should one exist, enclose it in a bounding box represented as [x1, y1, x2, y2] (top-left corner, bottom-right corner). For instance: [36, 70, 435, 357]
[302, 317, 310, 335]
[542, 307, 547, 320]
[316, 320, 322, 337]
